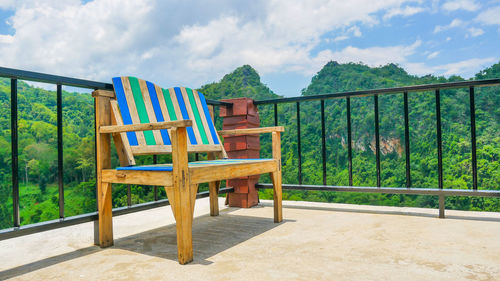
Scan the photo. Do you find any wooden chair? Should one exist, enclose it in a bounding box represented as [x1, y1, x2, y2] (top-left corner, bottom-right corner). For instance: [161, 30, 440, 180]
[93, 76, 283, 264]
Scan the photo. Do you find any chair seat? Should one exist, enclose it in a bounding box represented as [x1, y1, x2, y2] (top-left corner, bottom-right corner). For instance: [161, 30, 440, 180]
[116, 158, 273, 171]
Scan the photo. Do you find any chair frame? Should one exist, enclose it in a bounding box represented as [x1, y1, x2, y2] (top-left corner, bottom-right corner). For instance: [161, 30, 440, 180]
[93, 89, 283, 264]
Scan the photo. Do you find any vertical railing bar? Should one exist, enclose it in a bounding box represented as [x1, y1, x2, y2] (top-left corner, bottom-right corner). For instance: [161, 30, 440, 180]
[346, 97, 353, 186]
[374, 95, 381, 187]
[153, 155, 158, 200]
[57, 84, 64, 219]
[195, 153, 199, 161]
[435, 89, 443, 189]
[274, 103, 278, 126]
[127, 185, 132, 207]
[403, 91, 411, 188]
[469, 86, 478, 190]
[296, 102, 302, 184]
[11, 78, 20, 227]
[321, 100, 327, 185]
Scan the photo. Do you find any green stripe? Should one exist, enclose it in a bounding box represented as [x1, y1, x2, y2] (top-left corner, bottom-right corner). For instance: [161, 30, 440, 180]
[128, 77, 156, 145]
[162, 88, 178, 121]
[186, 88, 209, 144]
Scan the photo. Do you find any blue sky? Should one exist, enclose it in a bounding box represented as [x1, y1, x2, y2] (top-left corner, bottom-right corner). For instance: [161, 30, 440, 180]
[0, 0, 498, 96]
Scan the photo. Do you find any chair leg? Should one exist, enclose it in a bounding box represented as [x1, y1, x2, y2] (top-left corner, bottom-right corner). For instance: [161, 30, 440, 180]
[164, 184, 197, 264]
[209, 181, 220, 216]
[270, 171, 283, 223]
[98, 181, 113, 247]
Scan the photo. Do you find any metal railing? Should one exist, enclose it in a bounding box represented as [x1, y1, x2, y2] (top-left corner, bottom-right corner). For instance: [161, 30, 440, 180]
[0, 67, 232, 240]
[1, 66, 499, 240]
[255, 78, 500, 218]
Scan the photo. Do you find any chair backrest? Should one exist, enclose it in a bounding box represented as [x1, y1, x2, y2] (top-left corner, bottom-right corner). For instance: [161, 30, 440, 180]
[111, 76, 225, 161]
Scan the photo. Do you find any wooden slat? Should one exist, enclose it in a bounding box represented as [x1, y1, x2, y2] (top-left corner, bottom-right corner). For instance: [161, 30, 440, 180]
[100, 120, 192, 133]
[101, 169, 172, 186]
[271, 131, 283, 223]
[138, 79, 163, 145]
[170, 126, 194, 264]
[218, 126, 285, 135]
[110, 100, 135, 166]
[180, 87, 203, 144]
[92, 89, 115, 98]
[121, 77, 146, 145]
[131, 144, 222, 155]
[193, 89, 214, 144]
[98, 182, 113, 247]
[94, 93, 113, 247]
[207, 104, 228, 158]
[190, 160, 277, 184]
[155, 84, 173, 142]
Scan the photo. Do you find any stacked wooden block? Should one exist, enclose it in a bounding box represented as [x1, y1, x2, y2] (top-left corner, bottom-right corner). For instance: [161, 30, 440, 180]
[220, 98, 260, 207]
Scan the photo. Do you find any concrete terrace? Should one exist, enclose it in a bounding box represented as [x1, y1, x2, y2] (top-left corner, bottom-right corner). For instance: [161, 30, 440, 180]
[1, 198, 500, 280]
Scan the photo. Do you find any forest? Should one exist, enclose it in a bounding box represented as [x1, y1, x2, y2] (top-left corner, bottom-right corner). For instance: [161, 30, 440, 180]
[0, 61, 499, 229]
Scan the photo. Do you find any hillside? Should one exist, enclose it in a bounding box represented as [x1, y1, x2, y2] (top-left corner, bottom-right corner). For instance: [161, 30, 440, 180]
[0, 61, 499, 229]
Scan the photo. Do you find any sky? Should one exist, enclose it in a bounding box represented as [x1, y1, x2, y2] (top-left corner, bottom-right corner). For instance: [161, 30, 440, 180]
[0, 0, 499, 97]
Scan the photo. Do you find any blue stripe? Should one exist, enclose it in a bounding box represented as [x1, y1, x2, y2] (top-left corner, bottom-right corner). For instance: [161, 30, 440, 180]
[117, 165, 173, 171]
[112, 77, 138, 146]
[197, 91, 220, 144]
[146, 81, 171, 145]
[174, 87, 197, 144]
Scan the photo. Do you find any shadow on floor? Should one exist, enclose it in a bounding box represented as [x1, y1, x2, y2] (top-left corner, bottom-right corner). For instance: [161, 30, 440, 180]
[0, 208, 291, 279]
[260, 202, 500, 223]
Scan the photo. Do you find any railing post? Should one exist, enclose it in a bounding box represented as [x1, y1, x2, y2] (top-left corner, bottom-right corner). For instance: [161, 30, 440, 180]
[403, 91, 411, 188]
[374, 95, 381, 187]
[297, 102, 302, 184]
[220, 98, 260, 208]
[439, 194, 445, 218]
[346, 97, 353, 186]
[11, 78, 20, 228]
[321, 100, 327, 185]
[57, 84, 64, 219]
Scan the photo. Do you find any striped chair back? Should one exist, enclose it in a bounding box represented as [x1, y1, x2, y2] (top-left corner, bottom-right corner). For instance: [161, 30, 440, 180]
[111, 76, 225, 159]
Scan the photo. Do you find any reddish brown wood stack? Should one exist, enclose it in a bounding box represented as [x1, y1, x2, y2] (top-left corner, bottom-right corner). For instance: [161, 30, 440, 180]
[220, 98, 260, 207]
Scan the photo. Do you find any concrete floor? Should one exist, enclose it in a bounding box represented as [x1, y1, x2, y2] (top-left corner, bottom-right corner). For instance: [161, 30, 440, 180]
[1, 198, 500, 281]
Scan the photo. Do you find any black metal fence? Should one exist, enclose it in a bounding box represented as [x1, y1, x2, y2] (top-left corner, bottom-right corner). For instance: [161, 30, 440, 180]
[255, 78, 500, 218]
[0, 67, 232, 240]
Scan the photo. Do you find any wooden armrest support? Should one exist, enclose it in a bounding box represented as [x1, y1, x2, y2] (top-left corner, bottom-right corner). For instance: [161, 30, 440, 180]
[100, 120, 193, 134]
[218, 126, 285, 136]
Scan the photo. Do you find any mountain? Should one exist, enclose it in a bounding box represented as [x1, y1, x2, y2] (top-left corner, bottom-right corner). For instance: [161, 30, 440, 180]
[199, 65, 279, 101]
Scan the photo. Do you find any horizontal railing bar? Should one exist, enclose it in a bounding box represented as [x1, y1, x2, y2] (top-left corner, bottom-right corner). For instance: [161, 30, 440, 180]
[0, 187, 233, 241]
[254, 78, 500, 105]
[256, 183, 500, 197]
[0, 66, 113, 90]
[0, 66, 229, 106]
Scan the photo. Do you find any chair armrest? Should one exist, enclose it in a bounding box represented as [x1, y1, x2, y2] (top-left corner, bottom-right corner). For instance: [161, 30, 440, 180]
[218, 126, 285, 136]
[100, 120, 192, 134]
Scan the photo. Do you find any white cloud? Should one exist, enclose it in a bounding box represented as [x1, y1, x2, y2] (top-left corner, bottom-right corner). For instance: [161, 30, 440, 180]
[383, 5, 425, 20]
[467, 27, 484, 37]
[0, 0, 491, 91]
[475, 6, 500, 26]
[0, 34, 13, 44]
[442, 0, 480, 12]
[333, 35, 349, 42]
[1, 0, 427, 87]
[348, 26, 362, 37]
[406, 57, 497, 77]
[434, 18, 464, 33]
[0, 0, 15, 9]
[427, 51, 439, 59]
